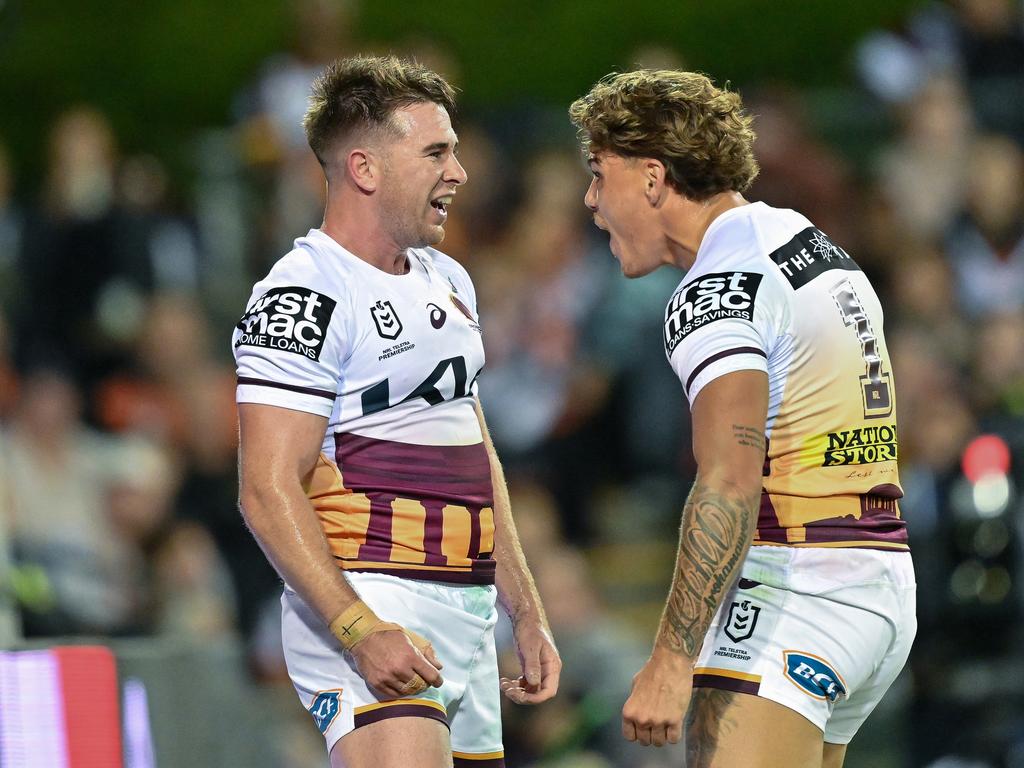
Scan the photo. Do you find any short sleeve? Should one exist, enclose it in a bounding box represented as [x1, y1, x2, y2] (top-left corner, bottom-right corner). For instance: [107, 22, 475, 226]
[663, 269, 787, 405]
[232, 284, 345, 417]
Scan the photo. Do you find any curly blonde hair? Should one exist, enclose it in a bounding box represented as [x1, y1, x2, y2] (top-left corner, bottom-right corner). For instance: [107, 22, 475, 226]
[568, 70, 759, 200]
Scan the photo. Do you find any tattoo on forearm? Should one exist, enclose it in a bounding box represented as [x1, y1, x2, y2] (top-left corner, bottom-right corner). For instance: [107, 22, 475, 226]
[657, 479, 759, 657]
[732, 423, 766, 452]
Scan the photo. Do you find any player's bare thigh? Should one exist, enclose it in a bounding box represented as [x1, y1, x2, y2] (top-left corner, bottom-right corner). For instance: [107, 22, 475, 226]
[822, 742, 847, 768]
[685, 689, 825, 768]
[331, 716, 453, 768]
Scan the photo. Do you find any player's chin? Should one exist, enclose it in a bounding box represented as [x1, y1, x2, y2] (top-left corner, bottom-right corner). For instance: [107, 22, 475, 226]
[423, 223, 446, 246]
[619, 258, 652, 279]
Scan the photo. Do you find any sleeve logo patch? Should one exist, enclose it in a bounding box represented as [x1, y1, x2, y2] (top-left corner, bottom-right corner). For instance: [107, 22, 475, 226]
[235, 286, 336, 361]
[664, 271, 762, 355]
[769, 227, 860, 289]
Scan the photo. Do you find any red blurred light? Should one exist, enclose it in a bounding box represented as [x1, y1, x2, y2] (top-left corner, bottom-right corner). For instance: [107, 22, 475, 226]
[962, 434, 1012, 483]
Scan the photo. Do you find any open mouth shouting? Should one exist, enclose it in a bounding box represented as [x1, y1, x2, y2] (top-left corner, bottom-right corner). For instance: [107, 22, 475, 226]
[430, 193, 455, 220]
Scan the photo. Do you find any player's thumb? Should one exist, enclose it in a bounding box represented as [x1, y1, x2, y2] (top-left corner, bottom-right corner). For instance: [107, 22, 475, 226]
[406, 630, 444, 671]
[524, 656, 542, 688]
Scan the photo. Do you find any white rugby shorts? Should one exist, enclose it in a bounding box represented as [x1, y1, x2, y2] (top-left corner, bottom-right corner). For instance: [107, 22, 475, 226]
[693, 545, 916, 744]
[281, 572, 505, 766]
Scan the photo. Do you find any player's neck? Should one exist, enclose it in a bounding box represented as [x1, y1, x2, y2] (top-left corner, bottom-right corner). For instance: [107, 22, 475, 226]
[321, 204, 410, 275]
[663, 192, 749, 270]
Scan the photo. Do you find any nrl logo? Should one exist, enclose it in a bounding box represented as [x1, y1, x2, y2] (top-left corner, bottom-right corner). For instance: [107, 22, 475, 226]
[371, 300, 403, 340]
[724, 599, 760, 643]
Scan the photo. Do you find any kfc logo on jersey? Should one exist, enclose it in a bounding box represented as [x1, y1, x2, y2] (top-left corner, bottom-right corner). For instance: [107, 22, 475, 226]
[664, 271, 762, 354]
[371, 300, 403, 340]
[236, 286, 336, 361]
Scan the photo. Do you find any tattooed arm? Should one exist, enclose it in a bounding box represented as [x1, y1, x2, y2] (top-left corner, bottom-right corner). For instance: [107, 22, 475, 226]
[621, 370, 769, 746]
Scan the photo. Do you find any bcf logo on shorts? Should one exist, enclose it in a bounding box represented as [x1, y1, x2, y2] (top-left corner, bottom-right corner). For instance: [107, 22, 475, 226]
[783, 651, 847, 702]
[309, 689, 343, 734]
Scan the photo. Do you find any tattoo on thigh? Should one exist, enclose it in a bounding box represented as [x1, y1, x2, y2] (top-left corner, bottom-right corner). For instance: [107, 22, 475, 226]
[686, 689, 739, 767]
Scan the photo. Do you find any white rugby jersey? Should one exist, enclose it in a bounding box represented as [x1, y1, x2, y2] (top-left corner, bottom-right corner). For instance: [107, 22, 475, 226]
[664, 202, 907, 550]
[233, 229, 496, 583]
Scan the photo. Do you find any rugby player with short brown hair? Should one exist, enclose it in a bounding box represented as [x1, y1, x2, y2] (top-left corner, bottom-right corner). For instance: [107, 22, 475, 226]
[236, 55, 559, 768]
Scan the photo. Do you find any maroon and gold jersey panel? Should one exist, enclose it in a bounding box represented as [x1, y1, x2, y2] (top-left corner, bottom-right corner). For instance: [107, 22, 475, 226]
[305, 436, 496, 584]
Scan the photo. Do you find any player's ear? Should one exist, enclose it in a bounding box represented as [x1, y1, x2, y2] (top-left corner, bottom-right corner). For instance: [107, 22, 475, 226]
[346, 147, 381, 193]
[643, 159, 668, 206]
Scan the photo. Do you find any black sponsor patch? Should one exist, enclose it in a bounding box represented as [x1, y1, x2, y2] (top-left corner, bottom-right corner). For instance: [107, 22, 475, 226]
[769, 227, 860, 289]
[664, 271, 762, 355]
[823, 424, 898, 466]
[235, 286, 336, 361]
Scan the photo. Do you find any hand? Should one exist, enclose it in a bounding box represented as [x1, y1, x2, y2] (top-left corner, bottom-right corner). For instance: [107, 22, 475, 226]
[349, 626, 444, 699]
[500, 617, 561, 704]
[621, 647, 693, 747]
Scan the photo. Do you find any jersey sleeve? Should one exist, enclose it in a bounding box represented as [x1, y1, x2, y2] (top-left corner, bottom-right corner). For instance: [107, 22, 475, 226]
[663, 268, 788, 405]
[232, 282, 346, 417]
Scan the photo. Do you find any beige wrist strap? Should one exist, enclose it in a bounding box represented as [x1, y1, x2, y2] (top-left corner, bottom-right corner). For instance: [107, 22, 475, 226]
[329, 600, 399, 650]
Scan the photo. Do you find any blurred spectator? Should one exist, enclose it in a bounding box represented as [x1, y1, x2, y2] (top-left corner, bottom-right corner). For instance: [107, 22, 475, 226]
[954, 0, 1024, 82]
[886, 243, 972, 368]
[0, 309, 18, 420]
[235, 0, 353, 268]
[152, 520, 237, 639]
[18, 107, 199, 391]
[116, 154, 203, 297]
[476, 151, 616, 538]
[874, 73, 975, 243]
[746, 86, 858, 249]
[95, 293, 235, 444]
[970, 311, 1024, 421]
[945, 134, 1024, 317]
[858, 0, 1024, 141]
[94, 292, 277, 636]
[437, 122, 515, 262]
[0, 365, 142, 634]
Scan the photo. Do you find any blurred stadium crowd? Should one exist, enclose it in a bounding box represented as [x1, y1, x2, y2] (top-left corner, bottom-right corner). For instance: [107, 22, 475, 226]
[1, 1, 1024, 766]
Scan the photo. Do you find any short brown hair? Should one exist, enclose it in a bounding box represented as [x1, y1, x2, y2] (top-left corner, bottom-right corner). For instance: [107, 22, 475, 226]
[304, 55, 457, 165]
[569, 70, 758, 200]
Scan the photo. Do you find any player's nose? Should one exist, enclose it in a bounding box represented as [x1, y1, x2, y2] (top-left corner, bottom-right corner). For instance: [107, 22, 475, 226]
[446, 154, 468, 185]
[584, 178, 598, 211]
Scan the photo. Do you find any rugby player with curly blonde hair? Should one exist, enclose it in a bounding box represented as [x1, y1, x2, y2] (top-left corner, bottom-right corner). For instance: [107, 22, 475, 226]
[571, 71, 915, 768]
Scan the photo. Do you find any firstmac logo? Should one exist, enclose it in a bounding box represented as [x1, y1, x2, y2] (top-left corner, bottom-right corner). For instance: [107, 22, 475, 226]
[663, 272, 762, 355]
[236, 286, 336, 360]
